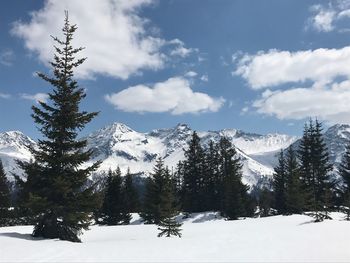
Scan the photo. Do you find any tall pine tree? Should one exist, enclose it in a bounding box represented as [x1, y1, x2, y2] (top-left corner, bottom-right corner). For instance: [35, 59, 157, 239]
[181, 131, 206, 213]
[272, 150, 287, 214]
[18, 13, 100, 242]
[285, 146, 304, 214]
[157, 167, 182, 238]
[203, 140, 220, 211]
[140, 157, 166, 224]
[218, 137, 249, 220]
[298, 119, 332, 221]
[123, 168, 140, 214]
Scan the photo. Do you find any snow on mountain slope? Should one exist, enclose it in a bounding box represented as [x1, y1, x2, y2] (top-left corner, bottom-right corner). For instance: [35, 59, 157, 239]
[0, 131, 35, 181]
[83, 123, 296, 186]
[0, 123, 297, 186]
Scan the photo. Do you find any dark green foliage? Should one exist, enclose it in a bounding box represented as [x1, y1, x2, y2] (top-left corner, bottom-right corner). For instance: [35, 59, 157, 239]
[100, 168, 131, 225]
[0, 159, 11, 226]
[218, 137, 249, 220]
[272, 150, 287, 214]
[181, 131, 206, 212]
[140, 157, 167, 224]
[157, 168, 182, 238]
[175, 134, 249, 218]
[298, 119, 332, 221]
[17, 13, 100, 242]
[203, 140, 221, 211]
[123, 168, 140, 213]
[285, 146, 304, 214]
[258, 188, 274, 217]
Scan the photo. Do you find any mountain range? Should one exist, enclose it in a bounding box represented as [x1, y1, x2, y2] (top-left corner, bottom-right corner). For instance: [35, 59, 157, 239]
[1, 122, 349, 187]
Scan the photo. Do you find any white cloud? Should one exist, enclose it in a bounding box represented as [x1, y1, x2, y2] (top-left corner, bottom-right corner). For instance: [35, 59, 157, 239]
[105, 77, 225, 115]
[234, 44, 350, 123]
[234, 47, 350, 89]
[240, 106, 249, 115]
[309, 5, 336, 32]
[0, 49, 14, 66]
[200, 75, 208, 82]
[184, 71, 198, 77]
[253, 80, 350, 124]
[0, 93, 11, 99]
[21, 93, 49, 103]
[12, 0, 193, 80]
[307, 1, 350, 32]
[169, 39, 197, 58]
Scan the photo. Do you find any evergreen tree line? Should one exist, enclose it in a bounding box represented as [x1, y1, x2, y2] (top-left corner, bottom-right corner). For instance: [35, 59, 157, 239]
[173, 132, 253, 220]
[272, 119, 350, 221]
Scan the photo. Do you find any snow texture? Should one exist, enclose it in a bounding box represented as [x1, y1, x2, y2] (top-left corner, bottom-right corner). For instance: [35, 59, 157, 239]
[0, 212, 349, 262]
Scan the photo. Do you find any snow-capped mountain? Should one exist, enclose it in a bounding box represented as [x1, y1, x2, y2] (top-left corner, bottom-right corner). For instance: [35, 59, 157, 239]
[0, 131, 35, 179]
[81, 122, 298, 186]
[0, 123, 298, 186]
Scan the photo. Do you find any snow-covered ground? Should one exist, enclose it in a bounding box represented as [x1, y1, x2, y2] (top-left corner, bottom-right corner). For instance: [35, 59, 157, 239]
[1, 212, 350, 262]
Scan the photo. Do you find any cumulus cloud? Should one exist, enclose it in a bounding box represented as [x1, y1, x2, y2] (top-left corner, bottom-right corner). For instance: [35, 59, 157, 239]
[234, 47, 350, 89]
[253, 80, 350, 124]
[12, 0, 193, 80]
[21, 93, 49, 103]
[307, 0, 350, 32]
[233, 43, 350, 123]
[105, 77, 225, 115]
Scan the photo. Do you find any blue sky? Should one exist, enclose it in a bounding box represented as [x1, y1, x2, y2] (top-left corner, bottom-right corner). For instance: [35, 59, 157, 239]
[1, 0, 350, 139]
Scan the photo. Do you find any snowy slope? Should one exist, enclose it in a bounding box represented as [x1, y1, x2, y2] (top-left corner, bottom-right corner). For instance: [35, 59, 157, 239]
[0, 123, 297, 186]
[1, 212, 350, 262]
[0, 131, 35, 181]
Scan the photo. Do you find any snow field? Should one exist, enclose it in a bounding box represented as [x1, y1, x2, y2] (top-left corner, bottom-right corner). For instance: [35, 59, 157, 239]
[1, 212, 350, 262]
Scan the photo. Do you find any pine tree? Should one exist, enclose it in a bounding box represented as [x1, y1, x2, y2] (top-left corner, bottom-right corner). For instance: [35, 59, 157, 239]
[182, 131, 206, 213]
[310, 120, 333, 221]
[218, 137, 249, 220]
[0, 159, 11, 226]
[298, 119, 332, 221]
[285, 146, 304, 214]
[17, 13, 100, 242]
[298, 121, 313, 210]
[272, 150, 287, 214]
[140, 157, 166, 224]
[123, 168, 140, 214]
[100, 168, 130, 225]
[157, 167, 182, 238]
[203, 140, 220, 211]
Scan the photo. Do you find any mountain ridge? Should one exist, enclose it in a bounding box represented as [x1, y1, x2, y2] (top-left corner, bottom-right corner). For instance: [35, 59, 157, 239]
[0, 122, 302, 186]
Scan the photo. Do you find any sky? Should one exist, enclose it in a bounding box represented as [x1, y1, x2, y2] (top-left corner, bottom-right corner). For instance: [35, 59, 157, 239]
[1, 0, 350, 139]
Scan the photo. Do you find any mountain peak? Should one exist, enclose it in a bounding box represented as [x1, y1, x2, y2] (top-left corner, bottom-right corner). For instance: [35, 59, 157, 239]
[0, 130, 34, 145]
[175, 123, 191, 131]
[96, 122, 134, 137]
